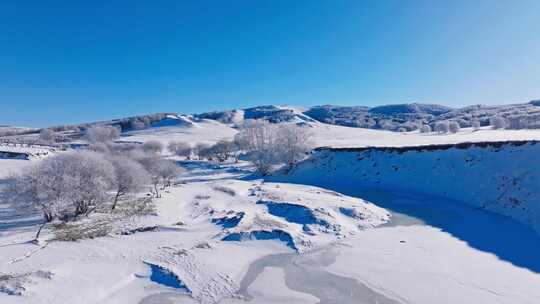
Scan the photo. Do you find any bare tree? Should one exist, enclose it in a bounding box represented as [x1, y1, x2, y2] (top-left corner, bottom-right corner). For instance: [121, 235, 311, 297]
[236, 120, 278, 175]
[490, 116, 507, 129]
[420, 125, 431, 133]
[448, 121, 460, 133]
[194, 143, 212, 160]
[138, 157, 182, 197]
[275, 125, 313, 171]
[84, 125, 120, 143]
[167, 141, 192, 158]
[142, 140, 164, 154]
[108, 155, 150, 209]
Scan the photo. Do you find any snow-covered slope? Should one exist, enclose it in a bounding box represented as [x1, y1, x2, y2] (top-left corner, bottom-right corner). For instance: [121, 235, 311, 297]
[283, 140, 540, 233]
[121, 117, 237, 146]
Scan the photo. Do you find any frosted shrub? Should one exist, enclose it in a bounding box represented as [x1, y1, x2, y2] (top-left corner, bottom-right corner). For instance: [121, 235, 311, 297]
[434, 121, 450, 134]
[420, 125, 431, 133]
[167, 141, 192, 158]
[142, 140, 164, 154]
[194, 143, 212, 160]
[210, 140, 236, 162]
[448, 121, 460, 133]
[490, 116, 507, 129]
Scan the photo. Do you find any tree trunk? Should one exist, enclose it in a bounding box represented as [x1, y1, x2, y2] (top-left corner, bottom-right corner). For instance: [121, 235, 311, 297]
[154, 183, 160, 198]
[35, 218, 48, 240]
[112, 191, 122, 210]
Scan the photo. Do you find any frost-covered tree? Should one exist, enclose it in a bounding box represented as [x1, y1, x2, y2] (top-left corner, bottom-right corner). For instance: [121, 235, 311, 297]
[39, 129, 56, 144]
[88, 142, 111, 154]
[137, 157, 182, 197]
[5, 164, 69, 239]
[434, 121, 450, 134]
[275, 125, 313, 171]
[167, 141, 192, 158]
[142, 140, 164, 154]
[4, 151, 115, 239]
[63, 151, 115, 216]
[84, 125, 120, 143]
[471, 119, 481, 131]
[210, 140, 235, 162]
[108, 155, 150, 209]
[235, 120, 278, 175]
[420, 125, 431, 133]
[194, 143, 212, 160]
[448, 121, 460, 133]
[490, 116, 507, 129]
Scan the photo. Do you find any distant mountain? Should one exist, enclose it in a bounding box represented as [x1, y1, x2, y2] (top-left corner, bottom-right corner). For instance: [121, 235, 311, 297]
[195, 100, 540, 131]
[6, 100, 540, 138]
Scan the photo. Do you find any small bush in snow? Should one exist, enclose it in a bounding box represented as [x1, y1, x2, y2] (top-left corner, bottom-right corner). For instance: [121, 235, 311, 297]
[212, 185, 236, 196]
[53, 218, 113, 241]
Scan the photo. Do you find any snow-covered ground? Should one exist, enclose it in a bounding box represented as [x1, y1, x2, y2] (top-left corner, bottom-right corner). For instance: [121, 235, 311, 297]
[121, 118, 237, 147]
[117, 114, 540, 149]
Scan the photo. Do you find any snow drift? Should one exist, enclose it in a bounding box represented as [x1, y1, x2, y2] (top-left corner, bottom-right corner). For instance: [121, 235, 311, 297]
[284, 140, 540, 233]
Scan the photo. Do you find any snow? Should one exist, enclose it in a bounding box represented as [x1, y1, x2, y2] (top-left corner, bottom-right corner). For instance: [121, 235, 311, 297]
[236, 267, 318, 304]
[310, 123, 540, 148]
[326, 225, 540, 304]
[281, 141, 540, 233]
[119, 115, 540, 151]
[121, 118, 237, 147]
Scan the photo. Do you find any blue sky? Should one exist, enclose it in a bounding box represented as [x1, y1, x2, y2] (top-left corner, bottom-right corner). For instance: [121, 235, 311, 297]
[2, 0, 540, 127]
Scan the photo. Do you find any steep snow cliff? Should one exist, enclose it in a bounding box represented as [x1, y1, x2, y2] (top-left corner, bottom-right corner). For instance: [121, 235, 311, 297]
[285, 141, 540, 233]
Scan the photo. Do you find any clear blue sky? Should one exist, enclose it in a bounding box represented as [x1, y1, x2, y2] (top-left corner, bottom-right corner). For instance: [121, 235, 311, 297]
[2, 0, 540, 127]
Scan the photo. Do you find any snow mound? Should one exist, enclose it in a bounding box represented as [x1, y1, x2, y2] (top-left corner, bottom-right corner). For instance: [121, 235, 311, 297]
[202, 181, 390, 252]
